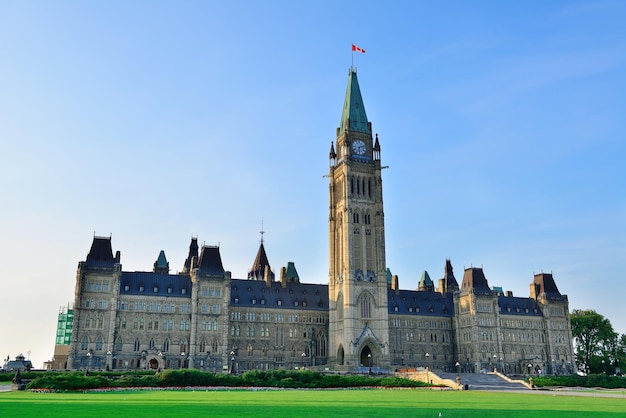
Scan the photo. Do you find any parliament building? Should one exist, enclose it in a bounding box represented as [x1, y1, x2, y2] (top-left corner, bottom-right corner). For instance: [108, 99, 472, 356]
[66, 69, 575, 375]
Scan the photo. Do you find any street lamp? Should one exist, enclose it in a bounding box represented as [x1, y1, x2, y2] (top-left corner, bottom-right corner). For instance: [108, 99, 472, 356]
[493, 354, 497, 372]
[528, 363, 533, 375]
[455, 361, 460, 375]
[301, 352, 306, 370]
[367, 353, 372, 375]
[601, 359, 606, 375]
[230, 351, 236, 374]
[86, 352, 92, 375]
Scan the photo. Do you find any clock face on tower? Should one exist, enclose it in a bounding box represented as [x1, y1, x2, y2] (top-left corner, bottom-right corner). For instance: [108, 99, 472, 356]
[352, 140, 366, 155]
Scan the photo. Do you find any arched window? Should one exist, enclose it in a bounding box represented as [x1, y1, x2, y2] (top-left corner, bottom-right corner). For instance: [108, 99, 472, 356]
[81, 335, 89, 350]
[149, 338, 156, 350]
[95, 336, 103, 351]
[199, 340, 206, 353]
[114, 337, 123, 352]
[180, 339, 187, 354]
[85, 315, 91, 328]
[360, 294, 371, 319]
[134, 338, 140, 352]
[163, 338, 170, 352]
[212, 339, 218, 353]
[317, 333, 327, 358]
[247, 344, 253, 356]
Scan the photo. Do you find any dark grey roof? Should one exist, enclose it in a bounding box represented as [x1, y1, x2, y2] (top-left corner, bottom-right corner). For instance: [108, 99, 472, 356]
[85, 236, 117, 267]
[388, 289, 455, 317]
[197, 246, 225, 275]
[120, 272, 191, 298]
[461, 267, 492, 295]
[498, 296, 543, 316]
[230, 279, 327, 311]
[533, 273, 565, 300]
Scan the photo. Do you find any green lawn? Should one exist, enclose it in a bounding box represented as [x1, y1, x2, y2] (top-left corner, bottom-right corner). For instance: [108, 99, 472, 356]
[1, 389, 624, 417]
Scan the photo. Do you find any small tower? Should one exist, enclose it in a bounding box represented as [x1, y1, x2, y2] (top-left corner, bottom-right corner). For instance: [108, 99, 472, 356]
[182, 237, 199, 274]
[438, 259, 460, 294]
[153, 250, 169, 274]
[418, 271, 435, 292]
[248, 226, 274, 282]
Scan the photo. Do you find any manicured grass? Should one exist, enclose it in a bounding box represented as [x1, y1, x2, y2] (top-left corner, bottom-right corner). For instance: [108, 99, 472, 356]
[1, 389, 625, 417]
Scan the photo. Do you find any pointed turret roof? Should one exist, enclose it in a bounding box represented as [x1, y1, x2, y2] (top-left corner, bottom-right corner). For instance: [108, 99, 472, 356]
[248, 242, 274, 281]
[442, 259, 459, 292]
[153, 250, 169, 274]
[339, 69, 370, 136]
[283, 261, 300, 283]
[182, 237, 199, 273]
[418, 271, 435, 291]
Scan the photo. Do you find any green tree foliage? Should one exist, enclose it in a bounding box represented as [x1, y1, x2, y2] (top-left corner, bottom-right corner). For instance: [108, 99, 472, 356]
[570, 309, 617, 374]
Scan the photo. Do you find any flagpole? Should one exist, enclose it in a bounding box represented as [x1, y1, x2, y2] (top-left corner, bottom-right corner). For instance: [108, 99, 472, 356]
[351, 44, 354, 70]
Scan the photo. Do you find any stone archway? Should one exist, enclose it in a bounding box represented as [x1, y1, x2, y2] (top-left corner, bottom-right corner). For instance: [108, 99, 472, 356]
[148, 358, 159, 369]
[337, 345, 345, 365]
[360, 345, 372, 368]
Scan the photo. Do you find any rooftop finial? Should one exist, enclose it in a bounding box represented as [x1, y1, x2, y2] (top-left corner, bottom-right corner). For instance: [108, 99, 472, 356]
[260, 218, 265, 244]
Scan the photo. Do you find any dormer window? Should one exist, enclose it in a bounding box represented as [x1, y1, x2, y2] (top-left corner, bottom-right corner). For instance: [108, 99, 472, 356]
[124, 285, 130, 292]
[277, 300, 282, 306]
[181, 288, 187, 295]
[252, 299, 257, 305]
[394, 306, 398, 312]
[167, 287, 173, 294]
[234, 297, 239, 304]
[153, 286, 159, 293]
[139, 284, 145, 292]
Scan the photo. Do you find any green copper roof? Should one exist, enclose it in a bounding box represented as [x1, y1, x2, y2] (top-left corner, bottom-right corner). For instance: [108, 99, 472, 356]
[339, 69, 370, 136]
[156, 250, 168, 269]
[419, 271, 433, 286]
[284, 261, 300, 282]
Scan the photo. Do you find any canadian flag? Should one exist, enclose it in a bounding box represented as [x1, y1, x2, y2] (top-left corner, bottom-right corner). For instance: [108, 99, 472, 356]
[352, 44, 366, 53]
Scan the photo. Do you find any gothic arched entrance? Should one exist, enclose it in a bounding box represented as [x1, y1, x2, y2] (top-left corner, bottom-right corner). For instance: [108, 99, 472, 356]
[360, 346, 372, 368]
[148, 358, 159, 369]
[337, 345, 345, 365]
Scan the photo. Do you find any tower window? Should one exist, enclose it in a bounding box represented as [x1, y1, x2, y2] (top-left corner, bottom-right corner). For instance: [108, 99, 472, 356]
[361, 294, 371, 319]
[353, 213, 359, 223]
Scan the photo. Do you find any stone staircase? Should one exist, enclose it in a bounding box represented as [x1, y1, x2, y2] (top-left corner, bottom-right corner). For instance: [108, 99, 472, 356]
[436, 372, 529, 391]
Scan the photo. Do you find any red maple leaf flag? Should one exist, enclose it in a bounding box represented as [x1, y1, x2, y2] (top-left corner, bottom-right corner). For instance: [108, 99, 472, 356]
[352, 44, 366, 53]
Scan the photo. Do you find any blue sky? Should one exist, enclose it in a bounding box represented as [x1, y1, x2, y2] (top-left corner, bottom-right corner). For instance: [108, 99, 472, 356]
[1, 1, 624, 368]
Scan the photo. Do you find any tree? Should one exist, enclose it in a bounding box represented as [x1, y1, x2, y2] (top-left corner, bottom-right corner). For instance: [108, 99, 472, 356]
[570, 309, 617, 374]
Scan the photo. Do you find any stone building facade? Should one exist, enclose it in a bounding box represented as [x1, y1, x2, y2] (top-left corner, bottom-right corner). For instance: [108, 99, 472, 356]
[66, 68, 574, 374]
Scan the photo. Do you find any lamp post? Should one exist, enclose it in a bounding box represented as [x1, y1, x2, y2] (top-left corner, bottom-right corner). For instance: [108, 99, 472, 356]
[230, 351, 236, 374]
[601, 359, 606, 375]
[616, 359, 621, 376]
[455, 361, 460, 375]
[425, 353, 430, 383]
[367, 353, 372, 375]
[301, 352, 306, 370]
[157, 352, 162, 371]
[86, 352, 92, 375]
[528, 363, 533, 375]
